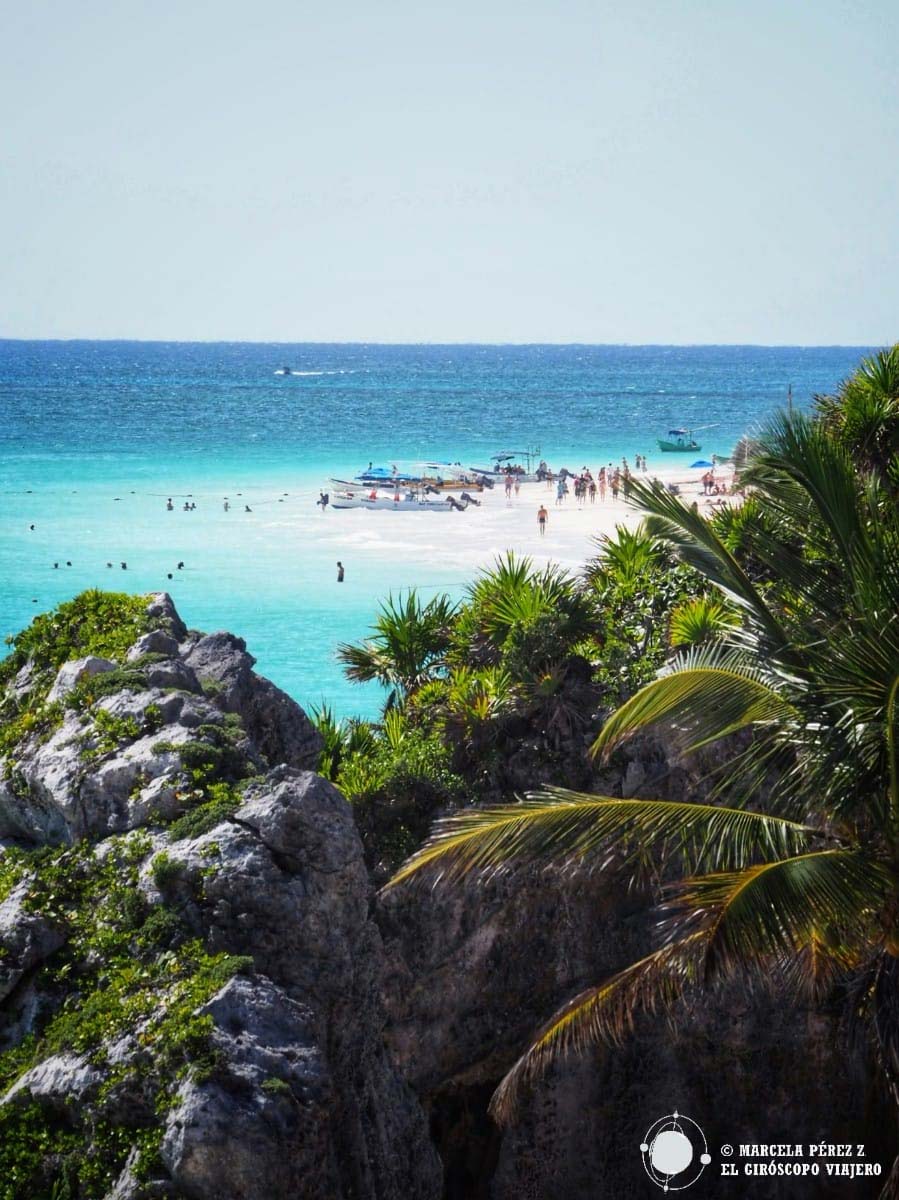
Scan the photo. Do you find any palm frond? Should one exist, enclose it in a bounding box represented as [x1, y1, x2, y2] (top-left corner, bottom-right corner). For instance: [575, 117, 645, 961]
[668, 849, 889, 977]
[591, 646, 798, 760]
[669, 596, 739, 648]
[489, 932, 707, 1123]
[625, 477, 791, 651]
[744, 411, 878, 592]
[386, 788, 816, 889]
[780, 931, 859, 1003]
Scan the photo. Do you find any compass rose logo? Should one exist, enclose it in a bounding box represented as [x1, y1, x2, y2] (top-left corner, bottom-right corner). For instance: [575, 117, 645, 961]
[639, 1111, 711, 1191]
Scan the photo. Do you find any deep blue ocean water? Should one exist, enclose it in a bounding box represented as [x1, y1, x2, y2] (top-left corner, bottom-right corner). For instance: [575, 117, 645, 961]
[0, 341, 877, 717]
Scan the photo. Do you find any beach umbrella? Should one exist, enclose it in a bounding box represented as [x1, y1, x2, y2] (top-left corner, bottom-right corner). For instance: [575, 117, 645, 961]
[690, 459, 714, 468]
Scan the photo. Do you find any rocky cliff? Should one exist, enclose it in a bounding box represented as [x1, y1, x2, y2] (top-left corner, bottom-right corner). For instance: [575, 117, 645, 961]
[0, 592, 892, 1199]
[378, 740, 895, 1199]
[0, 592, 440, 1200]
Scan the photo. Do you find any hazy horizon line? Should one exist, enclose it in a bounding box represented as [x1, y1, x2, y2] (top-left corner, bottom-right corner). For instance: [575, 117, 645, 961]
[0, 337, 888, 350]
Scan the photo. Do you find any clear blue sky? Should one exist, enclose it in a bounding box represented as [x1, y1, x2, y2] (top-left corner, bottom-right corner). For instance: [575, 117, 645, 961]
[1, 0, 897, 343]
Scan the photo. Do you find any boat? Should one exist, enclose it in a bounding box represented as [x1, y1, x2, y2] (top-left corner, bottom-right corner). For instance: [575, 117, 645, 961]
[657, 425, 717, 452]
[421, 463, 493, 489]
[329, 488, 459, 512]
[467, 448, 544, 483]
[354, 465, 420, 484]
[658, 429, 701, 452]
[333, 468, 485, 492]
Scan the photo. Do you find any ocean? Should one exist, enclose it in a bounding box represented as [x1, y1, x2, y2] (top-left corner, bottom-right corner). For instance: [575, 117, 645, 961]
[0, 341, 875, 718]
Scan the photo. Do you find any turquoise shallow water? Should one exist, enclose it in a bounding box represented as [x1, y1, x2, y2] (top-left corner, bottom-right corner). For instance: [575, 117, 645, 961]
[0, 341, 876, 717]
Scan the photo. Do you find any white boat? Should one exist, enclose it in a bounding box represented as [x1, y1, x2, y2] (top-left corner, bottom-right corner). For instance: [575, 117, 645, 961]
[330, 488, 457, 512]
[467, 448, 544, 483]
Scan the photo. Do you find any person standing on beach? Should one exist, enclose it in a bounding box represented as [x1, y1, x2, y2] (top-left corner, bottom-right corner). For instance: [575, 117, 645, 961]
[336, 561, 345, 583]
[537, 505, 548, 536]
[611, 469, 620, 501]
[598, 467, 607, 501]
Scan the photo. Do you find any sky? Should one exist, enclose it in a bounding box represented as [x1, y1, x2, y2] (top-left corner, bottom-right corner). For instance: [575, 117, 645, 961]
[1, 0, 897, 344]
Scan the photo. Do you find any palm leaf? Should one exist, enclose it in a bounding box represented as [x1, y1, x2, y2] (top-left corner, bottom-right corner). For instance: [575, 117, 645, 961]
[625, 477, 791, 651]
[591, 647, 798, 760]
[489, 932, 707, 1123]
[386, 789, 816, 889]
[668, 849, 889, 976]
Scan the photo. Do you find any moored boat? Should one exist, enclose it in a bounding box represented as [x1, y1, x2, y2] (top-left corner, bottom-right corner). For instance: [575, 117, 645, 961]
[467, 449, 544, 483]
[657, 425, 717, 452]
[658, 429, 700, 452]
[329, 488, 459, 512]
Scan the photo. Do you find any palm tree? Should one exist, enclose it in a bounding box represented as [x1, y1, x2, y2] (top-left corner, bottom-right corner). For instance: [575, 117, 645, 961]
[815, 344, 899, 487]
[336, 590, 457, 711]
[451, 552, 594, 675]
[388, 406, 899, 1150]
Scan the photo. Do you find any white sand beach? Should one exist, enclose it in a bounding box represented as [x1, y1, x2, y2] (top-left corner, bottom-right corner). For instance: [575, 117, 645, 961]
[320, 464, 734, 580]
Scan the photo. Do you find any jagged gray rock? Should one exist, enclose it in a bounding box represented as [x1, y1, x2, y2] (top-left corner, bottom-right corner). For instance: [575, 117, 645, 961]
[126, 631, 180, 662]
[0, 592, 440, 1200]
[46, 655, 118, 703]
[0, 880, 66, 1003]
[2, 1051, 103, 1109]
[150, 769, 442, 1200]
[145, 593, 187, 641]
[161, 975, 332, 1199]
[183, 633, 321, 770]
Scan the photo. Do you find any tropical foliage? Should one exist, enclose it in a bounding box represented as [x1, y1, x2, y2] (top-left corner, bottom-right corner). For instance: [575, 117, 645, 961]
[388, 348, 899, 1131]
[336, 591, 457, 710]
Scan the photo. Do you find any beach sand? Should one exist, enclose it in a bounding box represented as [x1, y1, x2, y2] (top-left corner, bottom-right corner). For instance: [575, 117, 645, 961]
[1, 462, 732, 717]
[324, 464, 733, 580]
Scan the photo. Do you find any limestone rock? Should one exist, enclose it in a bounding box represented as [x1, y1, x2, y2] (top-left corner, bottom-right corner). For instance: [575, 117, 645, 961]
[46, 656, 117, 703]
[161, 976, 333, 1199]
[125, 631, 180, 662]
[0, 772, 72, 844]
[2, 1051, 103, 1109]
[144, 593, 187, 641]
[183, 634, 322, 770]
[144, 659, 201, 692]
[155, 769, 442, 1200]
[0, 880, 66, 1002]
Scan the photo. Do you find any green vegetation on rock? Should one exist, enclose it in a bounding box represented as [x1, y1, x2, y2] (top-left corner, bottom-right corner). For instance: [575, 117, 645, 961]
[0, 591, 157, 766]
[0, 831, 252, 1199]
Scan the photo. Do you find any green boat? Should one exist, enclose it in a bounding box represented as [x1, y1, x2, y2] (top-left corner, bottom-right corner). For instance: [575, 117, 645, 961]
[658, 428, 701, 452]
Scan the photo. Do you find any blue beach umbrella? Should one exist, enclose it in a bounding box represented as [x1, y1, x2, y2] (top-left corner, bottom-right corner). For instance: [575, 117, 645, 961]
[690, 459, 714, 468]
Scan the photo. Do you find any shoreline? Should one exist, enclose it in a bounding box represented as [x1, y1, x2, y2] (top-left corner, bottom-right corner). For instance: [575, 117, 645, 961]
[1, 460, 734, 718]
[321, 462, 735, 575]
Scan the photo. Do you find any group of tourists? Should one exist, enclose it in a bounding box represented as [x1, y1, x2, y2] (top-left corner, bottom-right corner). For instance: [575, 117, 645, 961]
[700, 470, 726, 495]
[548, 456, 650, 506]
